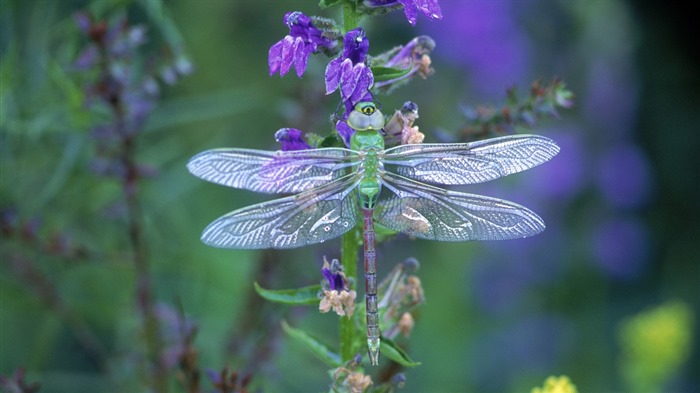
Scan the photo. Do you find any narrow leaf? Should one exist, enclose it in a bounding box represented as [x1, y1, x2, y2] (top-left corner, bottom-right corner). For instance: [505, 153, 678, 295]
[281, 320, 342, 367]
[370, 66, 412, 82]
[254, 282, 321, 306]
[319, 0, 343, 8]
[380, 337, 421, 367]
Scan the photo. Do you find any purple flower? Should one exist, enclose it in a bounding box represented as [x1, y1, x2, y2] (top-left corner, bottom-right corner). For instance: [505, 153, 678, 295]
[374, 36, 435, 92]
[274, 128, 311, 151]
[398, 0, 442, 25]
[362, 0, 442, 26]
[325, 28, 374, 107]
[269, 11, 336, 77]
[321, 258, 346, 291]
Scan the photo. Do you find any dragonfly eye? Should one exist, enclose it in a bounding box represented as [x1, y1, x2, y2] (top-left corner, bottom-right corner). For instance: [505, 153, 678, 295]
[348, 102, 385, 131]
[356, 102, 376, 115]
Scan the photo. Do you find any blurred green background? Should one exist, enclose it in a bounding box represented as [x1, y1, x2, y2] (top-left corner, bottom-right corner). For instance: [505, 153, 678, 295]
[1, 0, 698, 392]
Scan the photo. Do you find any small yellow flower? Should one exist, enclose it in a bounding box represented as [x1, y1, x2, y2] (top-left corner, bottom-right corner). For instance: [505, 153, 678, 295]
[531, 375, 578, 393]
[618, 301, 693, 392]
[398, 312, 415, 337]
[416, 54, 433, 79]
[319, 289, 356, 318]
[402, 125, 425, 145]
[405, 275, 424, 302]
[346, 371, 372, 393]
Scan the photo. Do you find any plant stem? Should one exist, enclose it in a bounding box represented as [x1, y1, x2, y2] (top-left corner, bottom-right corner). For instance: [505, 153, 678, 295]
[340, 0, 361, 365]
[340, 228, 359, 362]
[343, 0, 358, 32]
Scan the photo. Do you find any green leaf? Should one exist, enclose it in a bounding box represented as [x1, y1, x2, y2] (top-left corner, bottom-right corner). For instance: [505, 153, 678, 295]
[319, 0, 343, 8]
[380, 336, 421, 367]
[371, 66, 412, 83]
[319, 133, 344, 148]
[281, 320, 342, 367]
[254, 282, 322, 306]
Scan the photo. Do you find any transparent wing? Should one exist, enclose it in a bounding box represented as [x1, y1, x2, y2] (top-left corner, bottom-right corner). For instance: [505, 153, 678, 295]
[375, 172, 545, 241]
[200, 174, 361, 249]
[187, 147, 360, 193]
[382, 134, 559, 185]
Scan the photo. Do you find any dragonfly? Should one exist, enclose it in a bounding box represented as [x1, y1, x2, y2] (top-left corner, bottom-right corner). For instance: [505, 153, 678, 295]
[187, 102, 559, 366]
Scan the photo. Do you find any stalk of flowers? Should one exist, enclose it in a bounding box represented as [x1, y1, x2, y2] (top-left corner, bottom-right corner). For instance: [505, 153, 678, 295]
[458, 79, 574, 141]
[74, 10, 192, 393]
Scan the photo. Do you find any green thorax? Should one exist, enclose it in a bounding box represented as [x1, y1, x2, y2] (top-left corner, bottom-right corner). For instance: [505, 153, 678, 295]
[350, 130, 384, 210]
[347, 102, 386, 209]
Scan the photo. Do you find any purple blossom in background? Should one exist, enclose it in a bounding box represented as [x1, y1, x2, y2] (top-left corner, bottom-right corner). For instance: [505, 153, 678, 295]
[274, 128, 311, 151]
[269, 11, 336, 77]
[325, 28, 373, 106]
[583, 60, 639, 140]
[423, 1, 530, 98]
[529, 130, 588, 200]
[590, 216, 650, 279]
[362, 0, 442, 26]
[596, 144, 652, 209]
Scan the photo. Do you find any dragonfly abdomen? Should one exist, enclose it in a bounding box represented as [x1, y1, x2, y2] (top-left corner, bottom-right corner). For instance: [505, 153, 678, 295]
[362, 207, 381, 365]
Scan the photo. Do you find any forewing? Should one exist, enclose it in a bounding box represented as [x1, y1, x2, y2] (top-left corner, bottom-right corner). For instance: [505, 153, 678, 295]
[200, 175, 361, 249]
[187, 147, 360, 193]
[375, 173, 545, 241]
[382, 134, 559, 185]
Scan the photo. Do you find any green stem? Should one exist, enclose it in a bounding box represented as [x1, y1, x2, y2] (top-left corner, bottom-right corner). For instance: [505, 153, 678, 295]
[340, 228, 359, 362]
[343, 0, 358, 32]
[340, 0, 361, 364]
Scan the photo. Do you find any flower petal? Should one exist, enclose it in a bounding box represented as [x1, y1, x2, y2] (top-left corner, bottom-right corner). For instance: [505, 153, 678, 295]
[325, 57, 343, 94]
[292, 37, 308, 77]
[416, 0, 442, 20]
[398, 0, 418, 25]
[339, 59, 359, 101]
[279, 36, 295, 76]
[349, 64, 374, 104]
[336, 120, 354, 147]
[268, 40, 284, 75]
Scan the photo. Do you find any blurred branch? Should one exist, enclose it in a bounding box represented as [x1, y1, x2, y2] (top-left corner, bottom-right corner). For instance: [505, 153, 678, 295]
[73, 7, 194, 391]
[458, 78, 574, 141]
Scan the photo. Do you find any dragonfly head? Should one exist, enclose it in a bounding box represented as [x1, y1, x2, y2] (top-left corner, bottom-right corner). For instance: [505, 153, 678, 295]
[347, 102, 385, 131]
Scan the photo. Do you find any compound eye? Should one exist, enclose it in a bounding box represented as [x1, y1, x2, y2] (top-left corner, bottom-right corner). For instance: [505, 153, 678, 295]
[356, 102, 376, 116]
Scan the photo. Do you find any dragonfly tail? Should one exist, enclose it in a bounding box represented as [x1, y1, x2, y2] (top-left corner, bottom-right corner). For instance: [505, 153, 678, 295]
[363, 208, 381, 366]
